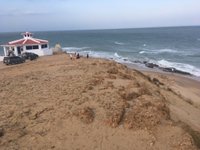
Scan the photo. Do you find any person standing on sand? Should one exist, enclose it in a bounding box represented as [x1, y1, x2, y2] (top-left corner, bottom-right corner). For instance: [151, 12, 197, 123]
[76, 53, 80, 59]
[87, 54, 89, 58]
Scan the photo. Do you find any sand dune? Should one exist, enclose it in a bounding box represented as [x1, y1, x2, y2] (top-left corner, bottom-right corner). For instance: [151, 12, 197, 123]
[0, 54, 199, 150]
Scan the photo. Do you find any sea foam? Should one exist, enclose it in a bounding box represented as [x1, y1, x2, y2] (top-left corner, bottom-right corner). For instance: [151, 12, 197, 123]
[158, 59, 200, 77]
[63, 47, 89, 51]
[114, 41, 125, 45]
[139, 49, 179, 54]
[63, 46, 200, 77]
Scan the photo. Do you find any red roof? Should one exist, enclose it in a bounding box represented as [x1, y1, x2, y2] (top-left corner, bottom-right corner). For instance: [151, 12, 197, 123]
[2, 32, 48, 46]
[7, 38, 48, 46]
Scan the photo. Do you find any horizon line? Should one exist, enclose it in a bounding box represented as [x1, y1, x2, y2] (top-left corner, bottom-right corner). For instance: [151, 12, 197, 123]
[0, 25, 200, 33]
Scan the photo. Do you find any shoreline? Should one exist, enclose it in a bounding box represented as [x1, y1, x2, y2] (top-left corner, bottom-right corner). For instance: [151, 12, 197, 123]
[126, 63, 200, 82]
[1, 49, 200, 81]
[126, 61, 200, 109]
[123, 61, 200, 82]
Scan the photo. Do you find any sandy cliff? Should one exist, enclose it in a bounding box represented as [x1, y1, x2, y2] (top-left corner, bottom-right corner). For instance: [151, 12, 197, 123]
[0, 54, 199, 150]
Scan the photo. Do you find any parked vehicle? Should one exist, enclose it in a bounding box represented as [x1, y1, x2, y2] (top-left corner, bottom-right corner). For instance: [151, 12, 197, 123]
[21, 52, 39, 60]
[3, 56, 25, 65]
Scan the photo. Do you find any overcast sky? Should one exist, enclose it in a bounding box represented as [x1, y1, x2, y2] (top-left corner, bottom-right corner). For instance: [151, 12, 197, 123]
[0, 0, 200, 32]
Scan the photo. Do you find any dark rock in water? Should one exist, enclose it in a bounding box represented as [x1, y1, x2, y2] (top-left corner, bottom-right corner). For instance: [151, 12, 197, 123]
[161, 67, 191, 75]
[143, 61, 148, 64]
[123, 59, 128, 61]
[0, 128, 4, 137]
[133, 60, 143, 64]
[145, 63, 154, 68]
[132, 59, 191, 76]
[145, 63, 159, 68]
[174, 69, 191, 75]
[161, 67, 175, 72]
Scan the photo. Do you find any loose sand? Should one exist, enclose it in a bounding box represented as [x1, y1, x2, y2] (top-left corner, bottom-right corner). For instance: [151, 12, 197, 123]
[0, 54, 200, 150]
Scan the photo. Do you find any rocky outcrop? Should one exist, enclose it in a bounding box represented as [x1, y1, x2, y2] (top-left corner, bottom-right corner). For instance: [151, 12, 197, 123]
[52, 43, 64, 55]
[132, 61, 192, 76]
[161, 67, 191, 75]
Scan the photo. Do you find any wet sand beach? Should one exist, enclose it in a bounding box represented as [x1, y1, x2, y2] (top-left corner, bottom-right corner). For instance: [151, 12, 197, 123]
[0, 54, 200, 150]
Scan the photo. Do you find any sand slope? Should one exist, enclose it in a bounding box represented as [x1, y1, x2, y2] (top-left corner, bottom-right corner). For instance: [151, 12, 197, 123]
[0, 54, 199, 150]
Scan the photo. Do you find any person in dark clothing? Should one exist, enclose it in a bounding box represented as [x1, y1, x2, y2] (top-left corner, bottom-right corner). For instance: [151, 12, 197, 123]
[76, 53, 80, 59]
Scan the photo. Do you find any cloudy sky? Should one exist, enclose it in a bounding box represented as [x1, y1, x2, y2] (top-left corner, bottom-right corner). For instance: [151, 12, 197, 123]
[0, 0, 200, 32]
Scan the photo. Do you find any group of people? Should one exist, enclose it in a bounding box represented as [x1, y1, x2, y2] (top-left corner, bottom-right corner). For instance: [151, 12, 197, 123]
[69, 52, 89, 60]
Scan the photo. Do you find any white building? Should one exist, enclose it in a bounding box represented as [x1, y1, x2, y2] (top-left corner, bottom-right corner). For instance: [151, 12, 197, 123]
[1, 32, 52, 58]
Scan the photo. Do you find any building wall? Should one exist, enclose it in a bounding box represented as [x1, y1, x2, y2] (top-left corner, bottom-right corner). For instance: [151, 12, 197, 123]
[24, 44, 52, 56]
[3, 47, 7, 56]
[1, 43, 52, 58]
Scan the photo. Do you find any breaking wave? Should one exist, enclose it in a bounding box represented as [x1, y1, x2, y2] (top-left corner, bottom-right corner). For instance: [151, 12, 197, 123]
[64, 47, 131, 64]
[63, 47, 200, 77]
[62, 47, 90, 51]
[139, 51, 145, 54]
[114, 52, 121, 58]
[114, 41, 125, 45]
[157, 59, 200, 77]
[139, 49, 179, 54]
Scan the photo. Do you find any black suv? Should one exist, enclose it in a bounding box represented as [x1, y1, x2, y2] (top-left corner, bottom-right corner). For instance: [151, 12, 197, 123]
[3, 56, 25, 65]
[21, 52, 39, 60]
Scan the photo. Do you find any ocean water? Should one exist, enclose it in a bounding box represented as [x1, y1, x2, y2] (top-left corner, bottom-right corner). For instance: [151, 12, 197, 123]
[0, 26, 200, 77]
